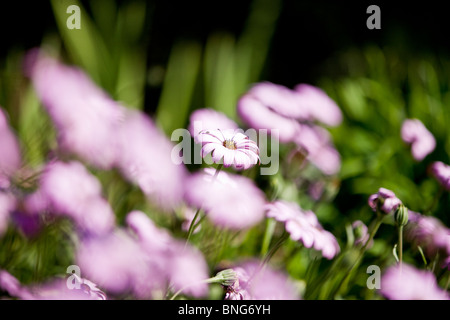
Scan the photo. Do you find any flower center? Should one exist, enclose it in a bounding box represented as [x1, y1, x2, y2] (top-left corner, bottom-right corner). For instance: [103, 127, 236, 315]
[223, 139, 237, 150]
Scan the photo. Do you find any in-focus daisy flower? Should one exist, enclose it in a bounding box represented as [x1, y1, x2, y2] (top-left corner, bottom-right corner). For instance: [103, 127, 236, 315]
[0, 108, 21, 189]
[199, 128, 260, 170]
[368, 187, 402, 215]
[266, 200, 340, 259]
[115, 110, 188, 210]
[222, 260, 300, 300]
[430, 161, 450, 190]
[185, 168, 266, 230]
[401, 119, 436, 161]
[188, 108, 238, 143]
[293, 83, 343, 126]
[24, 49, 124, 170]
[405, 211, 450, 260]
[380, 263, 449, 300]
[24, 161, 115, 236]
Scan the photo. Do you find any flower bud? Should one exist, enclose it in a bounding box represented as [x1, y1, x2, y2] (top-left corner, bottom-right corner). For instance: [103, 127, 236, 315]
[214, 269, 239, 287]
[394, 204, 409, 227]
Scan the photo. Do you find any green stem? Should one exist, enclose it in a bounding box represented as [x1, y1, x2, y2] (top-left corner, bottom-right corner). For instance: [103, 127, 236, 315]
[260, 218, 277, 257]
[169, 277, 220, 300]
[184, 164, 223, 246]
[261, 231, 289, 267]
[331, 213, 384, 298]
[398, 225, 403, 271]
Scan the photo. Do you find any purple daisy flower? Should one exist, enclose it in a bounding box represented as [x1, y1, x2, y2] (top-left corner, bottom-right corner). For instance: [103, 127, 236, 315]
[266, 200, 340, 259]
[430, 161, 450, 190]
[293, 124, 341, 175]
[293, 83, 343, 126]
[401, 119, 436, 161]
[352, 220, 372, 248]
[24, 49, 124, 170]
[115, 110, 189, 210]
[380, 263, 449, 300]
[237, 92, 302, 144]
[188, 108, 238, 143]
[184, 168, 266, 230]
[199, 129, 260, 170]
[126, 210, 209, 298]
[223, 260, 299, 300]
[24, 161, 115, 236]
[368, 187, 402, 214]
[405, 211, 450, 260]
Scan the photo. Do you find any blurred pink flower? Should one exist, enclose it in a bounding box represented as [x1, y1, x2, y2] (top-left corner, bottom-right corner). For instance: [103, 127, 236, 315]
[0, 108, 21, 189]
[368, 187, 402, 214]
[352, 220, 372, 248]
[0, 270, 34, 299]
[245, 82, 308, 119]
[199, 129, 260, 170]
[380, 264, 449, 300]
[32, 275, 107, 300]
[266, 200, 340, 259]
[188, 108, 238, 143]
[293, 83, 343, 126]
[0, 270, 106, 300]
[24, 49, 124, 170]
[76, 230, 155, 298]
[115, 110, 188, 210]
[237, 92, 301, 143]
[126, 210, 209, 298]
[430, 161, 450, 190]
[223, 260, 299, 300]
[293, 124, 341, 175]
[401, 119, 436, 161]
[0, 192, 16, 236]
[25, 161, 115, 236]
[405, 211, 450, 260]
[185, 168, 266, 230]
[78, 211, 210, 299]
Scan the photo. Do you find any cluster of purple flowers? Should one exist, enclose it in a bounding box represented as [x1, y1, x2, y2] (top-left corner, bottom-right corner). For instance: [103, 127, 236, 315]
[1, 47, 449, 301]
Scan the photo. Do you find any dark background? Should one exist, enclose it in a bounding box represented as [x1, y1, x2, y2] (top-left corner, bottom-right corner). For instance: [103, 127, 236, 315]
[1, 1, 449, 98]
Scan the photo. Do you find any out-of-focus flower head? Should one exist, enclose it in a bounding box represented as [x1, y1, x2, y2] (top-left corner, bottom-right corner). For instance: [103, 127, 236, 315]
[293, 124, 341, 175]
[199, 129, 260, 170]
[352, 220, 372, 248]
[401, 118, 436, 161]
[266, 200, 340, 259]
[24, 161, 115, 236]
[0, 270, 106, 300]
[223, 260, 300, 300]
[368, 187, 402, 215]
[237, 81, 342, 175]
[293, 83, 343, 126]
[184, 168, 266, 230]
[380, 263, 449, 300]
[405, 211, 450, 260]
[24, 49, 125, 170]
[125, 210, 209, 299]
[188, 108, 238, 143]
[237, 84, 302, 143]
[0, 270, 34, 299]
[430, 161, 450, 191]
[116, 110, 188, 211]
